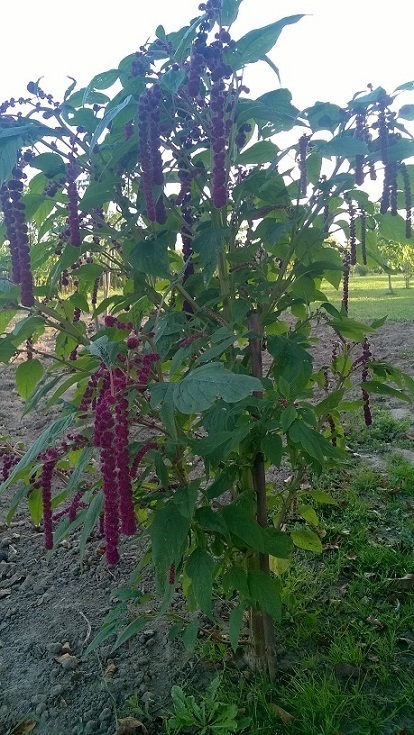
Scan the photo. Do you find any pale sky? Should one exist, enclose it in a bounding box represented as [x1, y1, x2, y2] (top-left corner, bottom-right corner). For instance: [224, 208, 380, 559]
[1, 1, 413, 110]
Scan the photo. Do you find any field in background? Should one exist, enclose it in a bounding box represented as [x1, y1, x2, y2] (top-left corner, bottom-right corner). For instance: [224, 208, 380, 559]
[321, 274, 414, 321]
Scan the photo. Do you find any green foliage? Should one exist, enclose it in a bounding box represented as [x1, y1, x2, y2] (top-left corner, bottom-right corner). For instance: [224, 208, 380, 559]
[0, 0, 413, 672]
[165, 676, 247, 735]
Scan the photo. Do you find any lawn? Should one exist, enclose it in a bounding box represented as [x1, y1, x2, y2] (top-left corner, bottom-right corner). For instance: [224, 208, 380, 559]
[321, 273, 414, 321]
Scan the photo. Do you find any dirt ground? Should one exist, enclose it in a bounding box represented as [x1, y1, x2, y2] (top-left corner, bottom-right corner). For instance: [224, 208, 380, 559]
[0, 321, 413, 734]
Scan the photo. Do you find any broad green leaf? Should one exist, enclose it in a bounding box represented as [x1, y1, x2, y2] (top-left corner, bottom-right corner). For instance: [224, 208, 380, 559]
[362, 380, 410, 402]
[28, 487, 43, 525]
[15, 359, 45, 399]
[173, 363, 262, 414]
[320, 136, 368, 158]
[261, 434, 282, 467]
[81, 181, 118, 211]
[126, 237, 170, 279]
[149, 501, 190, 578]
[186, 548, 215, 617]
[237, 141, 278, 165]
[195, 506, 228, 536]
[298, 504, 319, 526]
[205, 465, 238, 499]
[223, 566, 250, 598]
[291, 527, 322, 553]
[89, 94, 132, 150]
[248, 570, 282, 622]
[0, 136, 23, 186]
[268, 336, 313, 391]
[263, 528, 293, 558]
[192, 228, 228, 283]
[231, 15, 304, 68]
[82, 69, 119, 105]
[182, 619, 199, 652]
[222, 0, 243, 24]
[221, 505, 265, 552]
[288, 420, 326, 464]
[29, 152, 65, 177]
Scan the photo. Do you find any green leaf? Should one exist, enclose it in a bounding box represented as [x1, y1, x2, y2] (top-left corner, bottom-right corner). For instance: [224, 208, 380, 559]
[79, 491, 103, 564]
[306, 489, 338, 505]
[222, 0, 243, 24]
[362, 380, 410, 402]
[237, 141, 278, 165]
[261, 434, 282, 467]
[221, 505, 265, 552]
[231, 15, 305, 68]
[291, 528, 322, 553]
[182, 619, 199, 652]
[84, 622, 120, 656]
[126, 237, 170, 279]
[149, 501, 191, 578]
[398, 104, 414, 121]
[83, 69, 119, 105]
[298, 504, 319, 526]
[263, 528, 293, 558]
[186, 548, 215, 617]
[0, 136, 23, 186]
[288, 420, 325, 464]
[111, 615, 152, 652]
[0, 413, 75, 494]
[80, 180, 118, 211]
[29, 152, 65, 177]
[15, 359, 45, 399]
[89, 94, 132, 150]
[28, 487, 43, 525]
[161, 68, 186, 94]
[195, 506, 228, 536]
[173, 363, 262, 414]
[248, 570, 281, 621]
[192, 228, 228, 283]
[268, 336, 313, 391]
[229, 603, 246, 652]
[320, 136, 368, 158]
[84, 336, 120, 366]
[205, 465, 239, 500]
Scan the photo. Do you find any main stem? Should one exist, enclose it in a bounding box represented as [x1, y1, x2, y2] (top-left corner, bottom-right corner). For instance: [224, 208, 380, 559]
[247, 311, 277, 680]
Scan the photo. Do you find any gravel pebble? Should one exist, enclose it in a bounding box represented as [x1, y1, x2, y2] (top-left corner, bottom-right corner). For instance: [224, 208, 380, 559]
[99, 708, 112, 722]
[84, 719, 99, 734]
[47, 642, 63, 655]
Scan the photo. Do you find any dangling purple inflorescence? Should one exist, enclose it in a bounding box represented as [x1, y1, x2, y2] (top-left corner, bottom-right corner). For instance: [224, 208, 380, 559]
[40, 447, 59, 550]
[94, 386, 120, 565]
[10, 168, 34, 307]
[66, 161, 82, 247]
[113, 369, 137, 536]
[361, 337, 373, 426]
[210, 78, 228, 208]
[0, 183, 20, 284]
[138, 85, 166, 224]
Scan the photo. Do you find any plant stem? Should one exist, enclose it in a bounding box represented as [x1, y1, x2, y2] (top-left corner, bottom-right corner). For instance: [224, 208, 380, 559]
[247, 311, 277, 680]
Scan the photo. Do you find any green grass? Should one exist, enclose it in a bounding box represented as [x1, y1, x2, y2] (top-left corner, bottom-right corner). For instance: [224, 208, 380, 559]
[321, 273, 414, 321]
[124, 409, 414, 735]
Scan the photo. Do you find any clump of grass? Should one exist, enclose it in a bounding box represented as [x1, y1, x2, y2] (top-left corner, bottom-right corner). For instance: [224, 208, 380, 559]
[386, 454, 414, 494]
[345, 410, 410, 453]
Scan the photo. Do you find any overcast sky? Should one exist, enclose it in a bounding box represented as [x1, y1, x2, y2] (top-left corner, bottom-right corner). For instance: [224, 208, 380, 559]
[1, 0, 413, 110]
